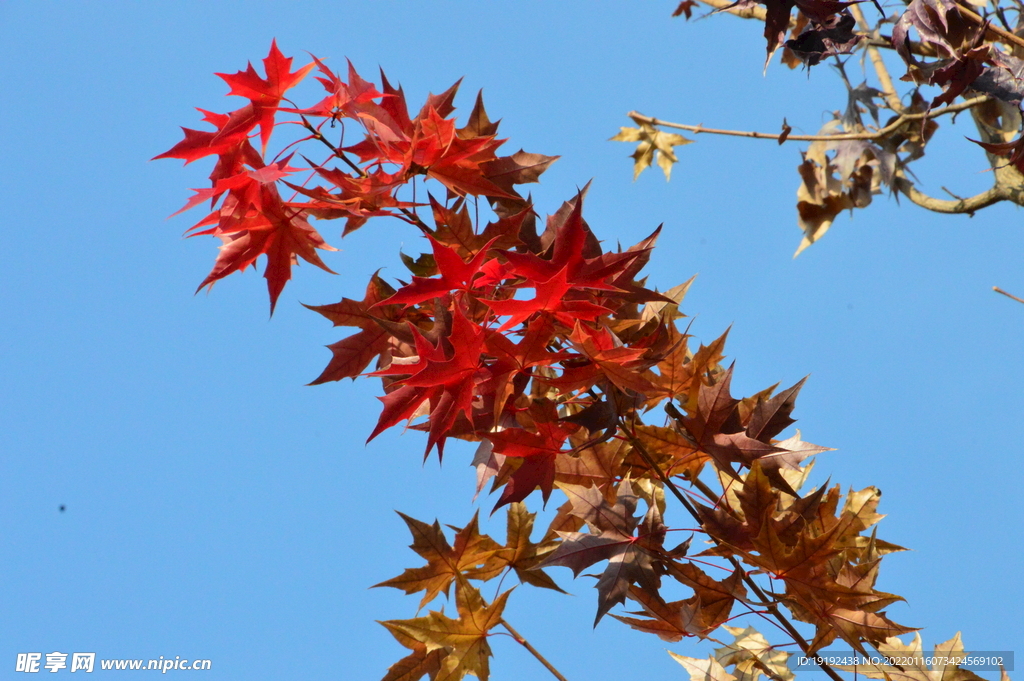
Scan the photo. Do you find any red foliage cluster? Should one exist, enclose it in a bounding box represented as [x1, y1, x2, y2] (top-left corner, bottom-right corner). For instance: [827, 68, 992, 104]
[156, 40, 555, 313]
[160, 42, 927, 681]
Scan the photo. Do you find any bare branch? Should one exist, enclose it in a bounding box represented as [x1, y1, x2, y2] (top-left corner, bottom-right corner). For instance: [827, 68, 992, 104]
[851, 5, 904, 112]
[500, 619, 571, 681]
[627, 97, 986, 143]
[994, 286, 1024, 304]
[867, 35, 940, 57]
[895, 176, 1006, 213]
[299, 115, 367, 178]
[697, 0, 770, 22]
[954, 1, 1024, 52]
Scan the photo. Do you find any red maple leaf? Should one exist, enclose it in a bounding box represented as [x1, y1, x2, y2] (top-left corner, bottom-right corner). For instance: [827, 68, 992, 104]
[567, 323, 658, 395]
[215, 39, 314, 152]
[368, 304, 489, 458]
[341, 77, 516, 200]
[153, 107, 260, 170]
[483, 195, 644, 330]
[282, 57, 385, 123]
[380, 235, 498, 308]
[487, 401, 577, 510]
[305, 274, 421, 384]
[182, 161, 336, 313]
[481, 315, 564, 416]
[376, 69, 415, 137]
[285, 165, 412, 236]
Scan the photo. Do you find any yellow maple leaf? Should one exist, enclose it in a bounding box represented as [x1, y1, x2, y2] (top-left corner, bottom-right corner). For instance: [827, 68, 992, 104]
[714, 625, 795, 681]
[381, 582, 512, 681]
[669, 652, 739, 681]
[835, 632, 991, 681]
[611, 122, 692, 181]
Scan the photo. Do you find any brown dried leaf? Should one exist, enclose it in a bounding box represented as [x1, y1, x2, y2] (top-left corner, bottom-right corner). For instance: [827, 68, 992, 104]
[374, 512, 504, 609]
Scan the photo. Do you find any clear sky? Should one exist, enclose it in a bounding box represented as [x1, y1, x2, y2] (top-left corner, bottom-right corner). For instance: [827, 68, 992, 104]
[2, 2, 1021, 680]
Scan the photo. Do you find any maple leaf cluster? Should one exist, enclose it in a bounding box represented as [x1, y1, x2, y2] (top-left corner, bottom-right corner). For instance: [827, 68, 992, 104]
[156, 40, 556, 313]
[160, 42, 1006, 681]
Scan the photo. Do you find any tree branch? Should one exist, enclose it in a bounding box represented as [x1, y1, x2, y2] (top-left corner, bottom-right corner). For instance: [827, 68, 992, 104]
[994, 286, 1024, 304]
[627, 97, 985, 143]
[867, 35, 940, 57]
[696, 0, 770, 22]
[299, 115, 367, 178]
[499, 619, 570, 681]
[851, 5, 904, 113]
[894, 176, 1006, 213]
[955, 1, 1024, 52]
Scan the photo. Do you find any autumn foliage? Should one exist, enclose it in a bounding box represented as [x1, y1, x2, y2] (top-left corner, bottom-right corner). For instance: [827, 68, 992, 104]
[159, 41, 1006, 681]
[617, 0, 1024, 258]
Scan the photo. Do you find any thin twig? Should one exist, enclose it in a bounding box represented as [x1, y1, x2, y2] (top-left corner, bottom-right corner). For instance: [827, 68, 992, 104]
[994, 286, 1024, 304]
[299, 115, 367, 177]
[634, 94, 1017, 214]
[867, 36, 939, 58]
[628, 96, 985, 144]
[499, 619, 570, 681]
[299, 115, 435, 235]
[955, 1, 1024, 52]
[697, 0, 772, 22]
[851, 4, 904, 113]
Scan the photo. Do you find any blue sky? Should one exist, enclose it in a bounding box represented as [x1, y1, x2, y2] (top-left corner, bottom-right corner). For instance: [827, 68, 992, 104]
[2, 2, 1021, 680]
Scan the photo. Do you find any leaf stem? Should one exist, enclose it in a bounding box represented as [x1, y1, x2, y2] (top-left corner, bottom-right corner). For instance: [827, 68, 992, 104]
[299, 115, 435, 235]
[499, 618, 570, 681]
